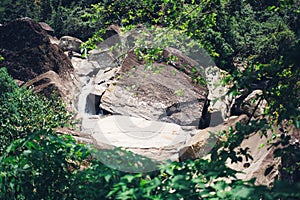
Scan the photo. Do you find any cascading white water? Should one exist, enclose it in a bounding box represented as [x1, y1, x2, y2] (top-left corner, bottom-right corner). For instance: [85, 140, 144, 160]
[77, 77, 95, 117]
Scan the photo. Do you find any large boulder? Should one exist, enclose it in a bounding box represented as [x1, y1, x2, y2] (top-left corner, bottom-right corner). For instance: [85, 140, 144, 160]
[179, 115, 248, 161]
[0, 18, 79, 110]
[88, 25, 122, 67]
[81, 115, 191, 161]
[227, 130, 281, 186]
[0, 18, 73, 81]
[99, 48, 209, 127]
[179, 113, 287, 187]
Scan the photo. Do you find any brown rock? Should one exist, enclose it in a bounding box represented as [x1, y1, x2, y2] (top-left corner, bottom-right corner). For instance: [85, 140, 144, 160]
[227, 130, 281, 186]
[179, 115, 248, 161]
[0, 18, 74, 82]
[179, 114, 286, 186]
[0, 17, 50, 51]
[100, 48, 209, 127]
[24, 70, 78, 111]
[0, 18, 80, 111]
[38, 22, 54, 33]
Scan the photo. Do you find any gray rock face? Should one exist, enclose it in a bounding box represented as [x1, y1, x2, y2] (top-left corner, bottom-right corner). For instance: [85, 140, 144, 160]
[71, 57, 101, 77]
[59, 36, 83, 53]
[240, 90, 267, 118]
[100, 49, 209, 127]
[227, 129, 281, 187]
[82, 115, 191, 161]
[70, 46, 211, 164]
[88, 49, 118, 68]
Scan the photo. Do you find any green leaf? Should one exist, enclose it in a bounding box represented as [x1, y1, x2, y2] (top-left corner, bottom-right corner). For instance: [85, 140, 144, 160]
[22, 164, 30, 170]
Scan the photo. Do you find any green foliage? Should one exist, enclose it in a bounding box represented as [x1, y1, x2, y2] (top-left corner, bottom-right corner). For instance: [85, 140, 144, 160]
[84, 0, 299, 125]
[0, 0, 99, 40]
[0, 0, 40, 22]
[0, 67, 71, 154]
[0, 0, 300, 199]
[48, 4, 98, 40]
[83, 0, 298, 71]
[0, 132, 88, 199]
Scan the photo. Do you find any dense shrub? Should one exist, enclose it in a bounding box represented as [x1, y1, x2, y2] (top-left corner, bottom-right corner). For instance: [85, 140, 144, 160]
[0, 67, 71, 154]
[0, 67, 83, 199]
[0, 132, 88, 199]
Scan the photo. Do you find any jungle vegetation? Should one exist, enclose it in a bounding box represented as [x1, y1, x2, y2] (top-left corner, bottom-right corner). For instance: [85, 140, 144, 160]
[0, 0, 299, 199]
